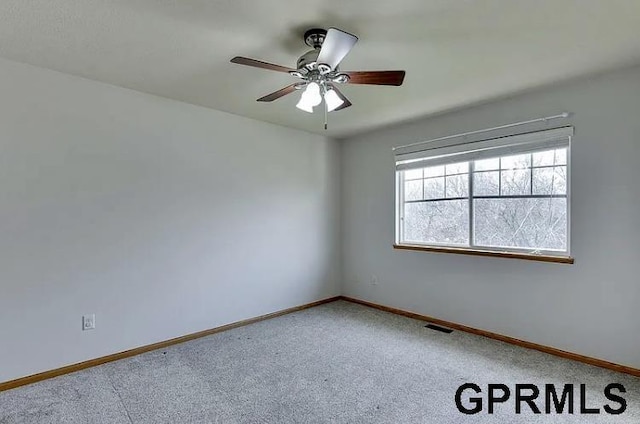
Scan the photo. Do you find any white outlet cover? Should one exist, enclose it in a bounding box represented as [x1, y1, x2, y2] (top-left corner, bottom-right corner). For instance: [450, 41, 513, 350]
[83, 314, 95, 331]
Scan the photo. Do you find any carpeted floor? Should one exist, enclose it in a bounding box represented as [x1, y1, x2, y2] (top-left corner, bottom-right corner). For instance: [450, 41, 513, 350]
[1, 300, 638, 423]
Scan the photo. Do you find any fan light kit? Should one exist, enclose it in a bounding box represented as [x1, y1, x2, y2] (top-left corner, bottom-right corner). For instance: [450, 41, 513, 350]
[231, 27, 406, 129]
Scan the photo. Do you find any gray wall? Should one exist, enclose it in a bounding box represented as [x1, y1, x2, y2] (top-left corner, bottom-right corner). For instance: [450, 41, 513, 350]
[340, 65, 640, 368]
[0, 58, 340, 382]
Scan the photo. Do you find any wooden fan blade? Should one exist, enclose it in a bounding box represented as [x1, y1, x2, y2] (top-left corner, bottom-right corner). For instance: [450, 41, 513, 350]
[328, 84, 352, 111]
[257, 84, 298, 102]
[231, 56, 295, 73]
[343, 70, 406, 86]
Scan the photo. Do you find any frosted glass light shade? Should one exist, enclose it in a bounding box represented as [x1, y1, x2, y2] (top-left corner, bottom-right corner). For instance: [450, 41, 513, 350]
[324, 89, 344, 112]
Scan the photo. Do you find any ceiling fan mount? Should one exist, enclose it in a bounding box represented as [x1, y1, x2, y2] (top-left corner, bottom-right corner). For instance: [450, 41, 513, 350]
[303, 28, 327, 49]
[230, 27, 406, 126]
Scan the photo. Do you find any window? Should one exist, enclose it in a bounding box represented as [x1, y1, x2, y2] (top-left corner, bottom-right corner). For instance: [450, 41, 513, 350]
[395, 127, 572, 259]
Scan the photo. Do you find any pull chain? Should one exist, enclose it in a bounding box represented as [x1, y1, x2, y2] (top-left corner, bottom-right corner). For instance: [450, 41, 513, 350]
[324, 100, 328, 130]
[323, 84, 329, 130]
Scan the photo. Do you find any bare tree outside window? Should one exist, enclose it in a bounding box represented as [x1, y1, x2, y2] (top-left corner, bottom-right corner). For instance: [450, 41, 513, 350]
[399, 148, 568, 254]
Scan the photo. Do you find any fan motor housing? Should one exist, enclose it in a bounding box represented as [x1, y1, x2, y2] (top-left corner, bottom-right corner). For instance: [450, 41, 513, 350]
[297, 49, 320, 70]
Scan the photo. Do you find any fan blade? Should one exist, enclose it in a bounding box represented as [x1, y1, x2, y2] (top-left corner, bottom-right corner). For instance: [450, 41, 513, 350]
[230, 56, 295, 73]
[257, 84, 298, 102]
[328, 84, 352, 111]
[343, 70, 406, 86]
[316, 28, 358, 70]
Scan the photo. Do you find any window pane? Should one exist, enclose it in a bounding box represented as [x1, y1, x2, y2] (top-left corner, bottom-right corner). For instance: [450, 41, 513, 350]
[424, 177, 444, 200]
[555, 148, 567, 165]
[404, 168, 423, 180]
[446, 162, 468, 175]
[501, 170, 531, 195]
[404, 200, 469, 245]
[553, 166, 567, 194]
[474, 198, 567, 251]
[475, 158, 499, 171]
[532, 168, 553, 195]
[532, 150, 555, 167]
[404, 180, 423, 201]
[446, 174, 468, 198]
[533, 148, 568, 167]
[501, 154, 531, 170]
[532, 166, 567, 195]
[473, 171, 499, 196]
[424, 165, 445, 177]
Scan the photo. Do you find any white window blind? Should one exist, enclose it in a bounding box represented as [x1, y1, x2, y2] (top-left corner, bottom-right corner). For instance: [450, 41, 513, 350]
[395, 127, 573, 171]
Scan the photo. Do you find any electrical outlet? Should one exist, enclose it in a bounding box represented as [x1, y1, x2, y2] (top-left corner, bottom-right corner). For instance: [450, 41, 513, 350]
[371, 274, 379, 286]
[82, 314, 95, 331]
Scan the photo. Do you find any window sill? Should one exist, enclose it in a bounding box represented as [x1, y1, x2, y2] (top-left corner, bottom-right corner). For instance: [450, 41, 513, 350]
[393, 244, 574, 264]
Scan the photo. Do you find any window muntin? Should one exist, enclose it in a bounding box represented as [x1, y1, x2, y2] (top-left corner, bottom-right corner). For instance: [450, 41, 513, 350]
[397, 147, 569, 256]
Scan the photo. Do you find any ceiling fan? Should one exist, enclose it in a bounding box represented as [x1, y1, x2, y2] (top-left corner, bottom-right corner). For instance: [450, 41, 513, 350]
[230, 27, 405, 128]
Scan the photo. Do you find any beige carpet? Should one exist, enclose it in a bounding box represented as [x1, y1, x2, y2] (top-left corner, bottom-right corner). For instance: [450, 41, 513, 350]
[1, 300, 638, 423]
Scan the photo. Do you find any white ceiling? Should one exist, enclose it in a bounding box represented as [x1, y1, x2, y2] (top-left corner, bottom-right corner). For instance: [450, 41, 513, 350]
[1, 1, 640, 137]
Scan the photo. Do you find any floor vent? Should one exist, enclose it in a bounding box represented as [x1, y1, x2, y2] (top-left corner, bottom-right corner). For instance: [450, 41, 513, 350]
[425, 324, 453, 334]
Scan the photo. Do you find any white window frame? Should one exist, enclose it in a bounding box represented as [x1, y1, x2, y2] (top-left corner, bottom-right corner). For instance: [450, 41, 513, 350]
[395, 127, 572, 258]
